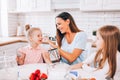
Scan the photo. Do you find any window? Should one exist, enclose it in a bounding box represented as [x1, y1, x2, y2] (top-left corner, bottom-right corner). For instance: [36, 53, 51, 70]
[0, 0, 8, 37]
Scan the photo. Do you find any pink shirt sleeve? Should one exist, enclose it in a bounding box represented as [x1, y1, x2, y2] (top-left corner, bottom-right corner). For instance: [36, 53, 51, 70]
[17, 46, 27, 55]
[40, 47, 48, 54]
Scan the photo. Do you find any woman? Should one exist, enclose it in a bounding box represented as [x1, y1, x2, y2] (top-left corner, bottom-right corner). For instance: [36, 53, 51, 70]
[48, 12, 87, 65]
[70, 25, 120, 80]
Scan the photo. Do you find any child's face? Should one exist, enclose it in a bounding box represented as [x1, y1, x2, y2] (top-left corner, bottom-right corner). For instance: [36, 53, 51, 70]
[96, 31, 104, 50]
[31, 30, 42, 45]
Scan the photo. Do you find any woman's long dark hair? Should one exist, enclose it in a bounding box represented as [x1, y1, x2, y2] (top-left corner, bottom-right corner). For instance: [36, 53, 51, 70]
[56, 12, 81, 47]
[94, 25, 120, 78]
[118, 35, 120, 52]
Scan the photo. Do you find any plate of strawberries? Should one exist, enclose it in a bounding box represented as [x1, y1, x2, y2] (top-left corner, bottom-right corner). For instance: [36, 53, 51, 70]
[29, 69, 48, 80]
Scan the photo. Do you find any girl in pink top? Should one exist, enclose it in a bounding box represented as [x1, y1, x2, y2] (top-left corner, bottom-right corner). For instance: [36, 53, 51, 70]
[17, 27, 51, 65]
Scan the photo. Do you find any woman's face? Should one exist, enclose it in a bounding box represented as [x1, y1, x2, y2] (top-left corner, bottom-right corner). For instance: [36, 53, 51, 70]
[31, 30, 43, 44]
[96, 31, 105, 50]
[56, 17, 70, 34]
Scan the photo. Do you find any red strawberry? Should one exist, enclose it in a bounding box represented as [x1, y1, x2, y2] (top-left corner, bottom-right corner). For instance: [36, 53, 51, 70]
[35, 77, 39, 80]
[30, 73, 36, 80]
[35, 69, 40, 75]
[41, 73, 48, 79]
[37, 73, 41, 79]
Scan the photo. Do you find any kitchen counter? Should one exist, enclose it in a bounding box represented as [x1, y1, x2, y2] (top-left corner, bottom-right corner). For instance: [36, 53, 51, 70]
[0, 36, 95, 47]
[0, 36, 27, 46]
[0, 36, 53, 46]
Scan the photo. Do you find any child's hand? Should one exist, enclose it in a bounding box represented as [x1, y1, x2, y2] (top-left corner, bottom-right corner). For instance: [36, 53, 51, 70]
[69, 63, 83, 70]
[17, 53, 26, 65]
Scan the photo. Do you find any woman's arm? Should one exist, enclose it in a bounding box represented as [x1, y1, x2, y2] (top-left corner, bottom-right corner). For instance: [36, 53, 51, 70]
[70, 52, 96, 70]
[47, 39, 58, 48]
[58, 48, 83, 63]
[47, 32, 87, 63]
[47, 39, 83, 63]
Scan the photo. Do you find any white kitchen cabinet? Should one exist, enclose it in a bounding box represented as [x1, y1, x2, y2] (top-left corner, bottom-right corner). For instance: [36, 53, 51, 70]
[16, 0, 51, 12]
[7, 0, 16, 12]
[80, 0, 103, 11]
[35, 0, 51, 11]
[52, 0, 80, 9]
[0, 42, 28, 56]
[16, 0, 36, 12]
[103, 0, 120, 10]
[80, 0, 120, 11]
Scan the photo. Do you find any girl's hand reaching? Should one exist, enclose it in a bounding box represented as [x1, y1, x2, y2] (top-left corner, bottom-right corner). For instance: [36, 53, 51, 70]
[69, 63, 83, 70]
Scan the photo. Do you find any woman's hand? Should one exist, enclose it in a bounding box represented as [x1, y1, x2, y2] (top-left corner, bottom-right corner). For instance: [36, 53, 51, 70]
[44, 37, 58, 49]
[42, 36, 49, 42]
[49, 42, 58, 49]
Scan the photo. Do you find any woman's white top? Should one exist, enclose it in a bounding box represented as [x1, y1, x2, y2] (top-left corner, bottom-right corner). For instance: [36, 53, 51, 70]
[60, 31, 87, 65]
[82, 51, 120, 80]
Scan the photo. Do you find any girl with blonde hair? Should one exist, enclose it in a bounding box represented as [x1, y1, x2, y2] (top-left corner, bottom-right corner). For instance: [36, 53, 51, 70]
[17, 27, 51, 65]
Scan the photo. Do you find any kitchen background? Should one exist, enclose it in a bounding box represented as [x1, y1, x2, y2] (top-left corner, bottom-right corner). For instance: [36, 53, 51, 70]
[0, 1, 120, 78]
[0, 0, 120, 38]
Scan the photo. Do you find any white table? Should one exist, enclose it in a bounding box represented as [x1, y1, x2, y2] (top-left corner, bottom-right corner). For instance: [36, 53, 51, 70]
[1, 62, 110, 80]
[0, 63, 70, 80]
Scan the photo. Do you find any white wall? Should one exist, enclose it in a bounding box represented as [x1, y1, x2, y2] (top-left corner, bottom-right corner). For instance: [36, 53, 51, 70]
[22, 12, 56, 37]
[8, 14, 18, 36]
[16, 10, 120, 38]
[1, 0, 120, 37]
[0, 0, 1, 37]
